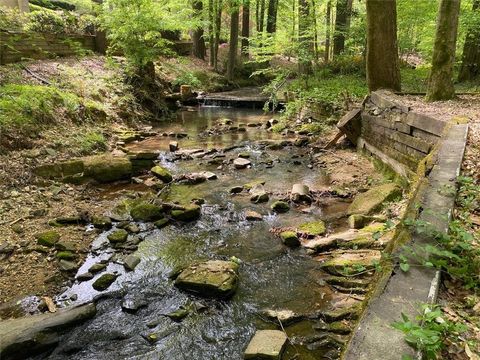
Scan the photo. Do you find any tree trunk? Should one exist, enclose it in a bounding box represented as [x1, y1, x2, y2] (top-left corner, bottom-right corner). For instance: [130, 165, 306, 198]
[312, 0, 319, 62]
[266, 0, 278, 34]
[241, 0, 250, 57]
[227, 7, 240, 80]
[458, 0, 480, 82]
[426, 0, 460, 101]
[192, 0, 206, 60]
[213, 0, 223, 70]
[325, 0, 331, 63]
[333, 0, 353, 56]
[258, 0, 265, 32]
[298, 0, 312, 74]
[209, 0, 215, 66]
[366, 0, 401, 92]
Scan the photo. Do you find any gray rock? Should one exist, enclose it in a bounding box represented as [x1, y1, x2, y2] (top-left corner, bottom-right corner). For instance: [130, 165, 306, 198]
[88, 263, 107, 273]
[121, 297, 147, 313]
[0, 303, 96, 359]
[271, 201, 290, 213]
[124, 255, 141, 271]
[76, 272, 94, 281]
[58, 260, 77, 272]
[175, 260, 239, 298]
[169, 141, 179, 152]
[230, 186, 244, 194]
[233, 158, 251, 169]
[291, 183, 312, 203]
[245, 210, 263, 221]
[249, 185, 269, 203]
[92, 273, 118, 291]
[244, 330, 287, 359]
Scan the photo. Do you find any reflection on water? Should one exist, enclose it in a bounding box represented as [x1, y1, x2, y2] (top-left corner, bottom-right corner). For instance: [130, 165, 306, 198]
[40, 107, 350, 360]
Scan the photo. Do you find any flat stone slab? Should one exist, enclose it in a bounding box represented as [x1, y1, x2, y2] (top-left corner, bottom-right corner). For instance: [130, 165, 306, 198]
[175, 260, 239, 298]
[234, 158, 251, 169]
[244, 330, 287, 359]
[318, 250, 382, 276]
[344, 124, 468, 360]
[0, 303, 96, 359]
[347, 183, 402, 215]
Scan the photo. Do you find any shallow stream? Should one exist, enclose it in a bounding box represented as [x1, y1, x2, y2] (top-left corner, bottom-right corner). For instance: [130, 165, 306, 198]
[37, 107, 354, 360]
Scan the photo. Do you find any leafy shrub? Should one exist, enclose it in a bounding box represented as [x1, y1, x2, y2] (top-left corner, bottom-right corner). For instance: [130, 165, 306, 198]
[25, 9, 67, 33]
[172, 72, 201, 89]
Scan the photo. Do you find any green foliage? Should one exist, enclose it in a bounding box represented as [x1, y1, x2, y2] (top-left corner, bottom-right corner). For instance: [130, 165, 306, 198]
[392, 305, 467, 359]
[101, 0, 195, 70]
[400, 176, 480, 289]
[325, 54, 366, 76]
[171, 71, 201, 89]
[0, 8, 26, 31]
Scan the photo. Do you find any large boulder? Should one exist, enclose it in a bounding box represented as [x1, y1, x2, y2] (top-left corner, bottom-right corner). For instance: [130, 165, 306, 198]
[233, 158, 251, 169]
[347, 183, 402, 215]
[297, 221, 326, 237]
[244, 330, 287, 360]
[83, 155, 132, 183]
[171, 204, 201, 222]
[174, 260, 239, 298]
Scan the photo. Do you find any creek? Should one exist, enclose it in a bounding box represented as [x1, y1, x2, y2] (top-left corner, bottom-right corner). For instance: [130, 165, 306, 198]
[35, 107, 354, 360]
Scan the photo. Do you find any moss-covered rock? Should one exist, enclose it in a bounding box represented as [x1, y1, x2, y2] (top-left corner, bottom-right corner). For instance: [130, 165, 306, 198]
[92, 273, 118, 291]
[91, 215, 112, 229]
[154, 218, 170, 228]
[271, 201, 290, 213]
[298, 221, 326, 237]
[107, 229, 128, 243]
[35, 231, 60, 247]
[280, 231, 300, 247]
[171, 204, 201, 222]
[320, 250, 382, 276]
[56, 251, 76, 260]
[130, 202, 164, 222]
[151, 166, 173, 183]
[175, 260, 239, 298]
[83, 155, 132, 183]
[347, 183, 402, 216]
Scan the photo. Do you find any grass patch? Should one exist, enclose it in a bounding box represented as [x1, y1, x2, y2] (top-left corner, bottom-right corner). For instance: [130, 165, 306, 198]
[75, 130, 107, 155]
[0, 84, 80, 129]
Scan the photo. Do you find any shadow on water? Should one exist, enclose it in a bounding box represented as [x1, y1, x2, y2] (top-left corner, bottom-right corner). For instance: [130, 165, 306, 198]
[35, 107, 352, 360]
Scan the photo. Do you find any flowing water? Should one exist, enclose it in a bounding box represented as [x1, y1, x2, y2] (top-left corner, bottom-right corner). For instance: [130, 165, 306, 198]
[37, 107, 353, 360]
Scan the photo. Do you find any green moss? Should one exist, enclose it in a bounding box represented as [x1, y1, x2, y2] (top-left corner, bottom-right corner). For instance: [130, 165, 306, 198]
[107, 229, 128, 243]
[171, 204, 201, 222]
[244, 180, 266, 190]
[298, 221, 326, 237]
[92, 273, 118, 291]
[299, 122, 327, 135]
[347, 183, 402, 216]
[271, 200, 290, 213]
[154, 218, 170, 228]
[151, 166, 173, 183]
[0, 84, 80, 130]
[75, 131, 107, 155]
[35, 230, 60, 247]
[83, 155, 132, 183]
[130, 202, 163, 222]
[271, 122, 287, 133]
[280, 231, 300, 247]
[56, 251, 76, 260]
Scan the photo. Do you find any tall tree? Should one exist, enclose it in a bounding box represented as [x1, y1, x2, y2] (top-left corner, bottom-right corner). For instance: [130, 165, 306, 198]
[241, 0, 250, 57]
[365, 0, 401, 92]
[257, 0, 266, 32]
[458, 0, 480, 82]
[426, 0, 461, 101]
[192, 0, 206, 59]
[298, 0, 313, 73]
[208, 0, 215, 66]
[227, 5, 240, 80]
[213, 0, 223, 70]
[333, 0, 353, 56]
[325, 0, 331, 63]
[266, 0, 278, 33]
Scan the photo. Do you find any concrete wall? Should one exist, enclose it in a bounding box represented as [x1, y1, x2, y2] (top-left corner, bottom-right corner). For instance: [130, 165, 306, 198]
[0, 0, 29, 12]
[358, 90, 446, 178]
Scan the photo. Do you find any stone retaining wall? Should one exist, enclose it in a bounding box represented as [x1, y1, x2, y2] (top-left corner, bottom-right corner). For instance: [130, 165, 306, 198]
[0, 31, 97, 64]
[358, 90, 447, 179]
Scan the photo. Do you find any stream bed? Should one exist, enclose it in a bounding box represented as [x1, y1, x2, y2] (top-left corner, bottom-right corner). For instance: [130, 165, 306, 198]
[35, 107, 361, 360]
